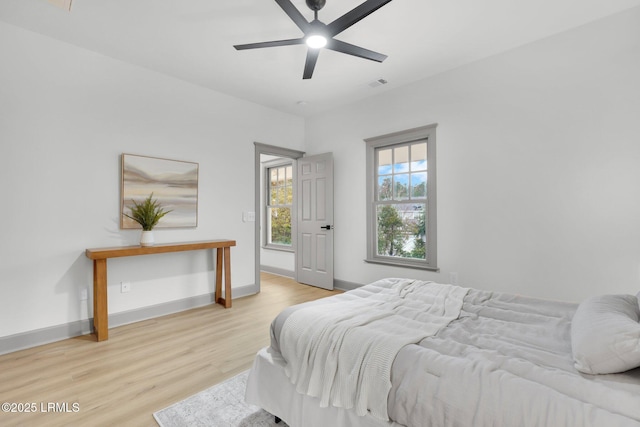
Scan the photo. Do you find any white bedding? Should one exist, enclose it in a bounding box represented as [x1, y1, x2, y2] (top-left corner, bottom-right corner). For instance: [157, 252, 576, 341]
[389, 289, 640, 426]
[279, 279, 468, 420]
[247, 279, 640, 427]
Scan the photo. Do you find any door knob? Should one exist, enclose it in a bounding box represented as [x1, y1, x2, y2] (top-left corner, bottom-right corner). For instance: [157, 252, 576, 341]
[320, 225, 332, 230]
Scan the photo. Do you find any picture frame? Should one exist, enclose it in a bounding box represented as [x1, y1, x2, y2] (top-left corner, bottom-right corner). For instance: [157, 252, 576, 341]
[121, 154, 199, 229]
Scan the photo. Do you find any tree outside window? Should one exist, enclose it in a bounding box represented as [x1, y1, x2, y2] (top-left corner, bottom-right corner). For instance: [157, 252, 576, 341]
[266, 164, 293, 247]
[375, 141, 427, 260]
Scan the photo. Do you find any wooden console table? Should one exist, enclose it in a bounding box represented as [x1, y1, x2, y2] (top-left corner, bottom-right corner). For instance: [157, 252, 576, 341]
[85, 239, 236, 342]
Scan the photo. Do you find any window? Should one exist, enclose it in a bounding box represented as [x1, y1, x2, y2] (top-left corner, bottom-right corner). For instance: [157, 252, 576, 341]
[265, 161, 293, 250]
[365, 124, 437, 270]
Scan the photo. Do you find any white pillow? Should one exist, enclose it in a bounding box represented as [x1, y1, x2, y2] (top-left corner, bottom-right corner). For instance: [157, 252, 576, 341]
[571, 294, 640, 375]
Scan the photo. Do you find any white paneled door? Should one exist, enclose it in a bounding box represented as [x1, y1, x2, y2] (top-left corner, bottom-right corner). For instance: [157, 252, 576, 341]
[296, 153, 334, 290]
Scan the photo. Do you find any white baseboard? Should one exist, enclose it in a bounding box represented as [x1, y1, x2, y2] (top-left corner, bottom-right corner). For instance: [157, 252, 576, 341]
[0, 284, 257, 356]
[260, 266, 362, 292]
[334, 279, 362, 292]
[259, 265, 295, 278]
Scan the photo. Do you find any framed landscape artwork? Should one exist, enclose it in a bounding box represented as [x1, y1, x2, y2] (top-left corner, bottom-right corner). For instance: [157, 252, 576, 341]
[121, 154, 199, 229]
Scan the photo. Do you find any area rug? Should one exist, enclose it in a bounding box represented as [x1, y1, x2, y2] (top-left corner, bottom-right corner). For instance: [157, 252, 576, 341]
[153, 370, 288, 427]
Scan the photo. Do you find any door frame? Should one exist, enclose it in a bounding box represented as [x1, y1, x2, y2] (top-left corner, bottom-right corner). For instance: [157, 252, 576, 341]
[254, 142, 305, 292]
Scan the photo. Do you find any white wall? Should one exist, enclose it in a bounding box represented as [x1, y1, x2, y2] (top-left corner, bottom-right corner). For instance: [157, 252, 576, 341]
[0, 22, 304, 338]
[305, 7, 640, 302]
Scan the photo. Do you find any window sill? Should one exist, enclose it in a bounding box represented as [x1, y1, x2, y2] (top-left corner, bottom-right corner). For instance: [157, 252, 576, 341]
[364, 258, 439, 272]
[263, 245, 294, 253]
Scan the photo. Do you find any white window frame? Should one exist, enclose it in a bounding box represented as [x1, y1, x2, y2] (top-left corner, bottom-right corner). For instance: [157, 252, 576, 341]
[264, 159, 294, 252]
[365, 124, 438, 270]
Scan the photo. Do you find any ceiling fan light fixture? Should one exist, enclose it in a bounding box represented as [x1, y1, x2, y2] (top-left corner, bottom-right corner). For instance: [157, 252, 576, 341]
[234, 0, 394, 79]
[306, 34, 327, 49]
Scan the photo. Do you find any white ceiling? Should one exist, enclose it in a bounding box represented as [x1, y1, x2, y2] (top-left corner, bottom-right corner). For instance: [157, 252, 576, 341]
[2, 0, 640, 117]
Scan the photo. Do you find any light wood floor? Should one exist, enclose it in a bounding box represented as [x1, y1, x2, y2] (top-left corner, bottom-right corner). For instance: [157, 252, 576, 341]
[0, 273, 339, 427]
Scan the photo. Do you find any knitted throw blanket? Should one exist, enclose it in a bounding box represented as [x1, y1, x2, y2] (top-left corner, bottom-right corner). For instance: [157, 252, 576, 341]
[280, 278, 469, 421]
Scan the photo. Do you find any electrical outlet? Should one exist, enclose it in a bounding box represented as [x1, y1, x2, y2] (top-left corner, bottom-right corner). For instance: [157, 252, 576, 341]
[121, 282, 131, 293]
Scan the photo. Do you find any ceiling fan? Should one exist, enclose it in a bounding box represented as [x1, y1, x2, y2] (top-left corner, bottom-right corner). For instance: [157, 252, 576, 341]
[234, 0, 393, 79]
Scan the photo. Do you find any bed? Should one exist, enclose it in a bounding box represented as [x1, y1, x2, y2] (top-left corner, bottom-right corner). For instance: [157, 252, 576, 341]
[245, 278, 640, 427]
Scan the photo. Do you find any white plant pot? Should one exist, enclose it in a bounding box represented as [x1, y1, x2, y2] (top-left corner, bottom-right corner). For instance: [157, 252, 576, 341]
[140, 230, 155, 246]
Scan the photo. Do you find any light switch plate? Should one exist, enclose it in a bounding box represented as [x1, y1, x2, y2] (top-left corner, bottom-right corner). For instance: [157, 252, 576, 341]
[243, 211, 256, 222]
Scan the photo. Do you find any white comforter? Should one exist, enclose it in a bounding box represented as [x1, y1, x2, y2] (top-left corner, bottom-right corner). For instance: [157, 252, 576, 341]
[269, 279, 640, 427]
[388, 289, 640, 427]
[279, 278, 468, 421]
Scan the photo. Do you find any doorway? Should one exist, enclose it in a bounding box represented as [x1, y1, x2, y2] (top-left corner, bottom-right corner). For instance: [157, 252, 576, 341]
[254, 143, 304, 293]
[254, 144, 335, 292]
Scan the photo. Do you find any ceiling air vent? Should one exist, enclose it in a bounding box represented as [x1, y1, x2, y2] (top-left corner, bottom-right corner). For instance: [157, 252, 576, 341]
[368, 78, 388, 88]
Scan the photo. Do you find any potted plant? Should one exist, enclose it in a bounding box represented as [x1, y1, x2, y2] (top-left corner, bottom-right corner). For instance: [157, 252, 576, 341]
[124, 193, 172, 246]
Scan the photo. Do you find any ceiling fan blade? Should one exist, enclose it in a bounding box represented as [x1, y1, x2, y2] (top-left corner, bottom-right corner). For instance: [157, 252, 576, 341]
[325, 39, 387, 62]
[326, 0, 393, 37]
[275, 0, 311, 33]
[234, 38, 305, 50]
[303, 49, 320, 79]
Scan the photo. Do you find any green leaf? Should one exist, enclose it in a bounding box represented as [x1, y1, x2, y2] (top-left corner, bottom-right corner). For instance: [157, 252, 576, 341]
[125, 193, 173, 231]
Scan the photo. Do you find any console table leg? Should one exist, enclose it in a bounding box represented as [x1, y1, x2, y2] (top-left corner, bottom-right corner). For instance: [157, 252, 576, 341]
[93, 259, 108, 341]
[215, 248, 223, 306]
[223, 246, 231, 308]
[214, 247, 232, 308]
